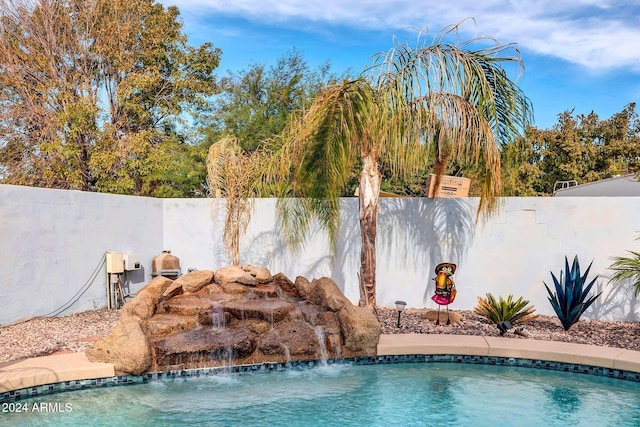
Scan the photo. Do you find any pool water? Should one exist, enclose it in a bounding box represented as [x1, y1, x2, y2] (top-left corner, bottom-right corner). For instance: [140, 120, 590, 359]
[2, 363, 640, 426]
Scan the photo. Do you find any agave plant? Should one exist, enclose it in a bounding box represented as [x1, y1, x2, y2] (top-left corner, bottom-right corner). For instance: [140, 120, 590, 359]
[544, 256, 602, 331]
[474, 293, 538, 325]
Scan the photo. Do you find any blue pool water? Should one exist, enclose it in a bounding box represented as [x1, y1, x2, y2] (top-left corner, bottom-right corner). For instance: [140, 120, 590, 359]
[2, 363, 639, 426]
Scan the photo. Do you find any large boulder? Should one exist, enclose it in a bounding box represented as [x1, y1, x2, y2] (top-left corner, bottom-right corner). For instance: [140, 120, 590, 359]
[243, 265, 273, 284]
[173, 269, 214, 294]
[85, 315, 152, 375]
[296, 304, 339, 333]
[153, 328, 256, 367]
[137, 276, 174, 303]
[249, 284, 279, 298]
[215, 265, 257, 286]
[309, 277, 351, 312]
[161, 294, 215, 316]
[220, 282, 249, 295]
[122, 291, 156, 319]
[224, 298, 295, 323]
[338, 305, 382, 352]
[143, 314, 198, 339]
[196, 283, 225, 296]
[273, 273, 300, 298]
[160, 281, 184, 301]
[293, 276, 312, 299]
[259, 320, 320, 356]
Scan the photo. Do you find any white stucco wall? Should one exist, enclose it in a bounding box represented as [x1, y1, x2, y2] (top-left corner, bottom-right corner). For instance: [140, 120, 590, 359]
[0, 185, 163, 324]
[2, 184, 639, 324]
[163, 196, 640, 322]
[162, 197, 338, 289]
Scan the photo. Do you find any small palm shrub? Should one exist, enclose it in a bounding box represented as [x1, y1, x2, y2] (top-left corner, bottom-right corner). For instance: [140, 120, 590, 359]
[474, 293, 538, 325]
[544, 255, 601, 331]
[608, 237, 640, 296]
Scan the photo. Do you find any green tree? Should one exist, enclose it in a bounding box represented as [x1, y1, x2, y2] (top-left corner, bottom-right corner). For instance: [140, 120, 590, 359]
[464, 128, 542, 197]
[527, 103, 640, 194]
[267, 23, 532, 307]
[0, 0, 220, 195]
[593, 103, 640, 177]
[499, 132, 543, 196]
[531, 111, 599, 194]
[207, 49, 350, 152]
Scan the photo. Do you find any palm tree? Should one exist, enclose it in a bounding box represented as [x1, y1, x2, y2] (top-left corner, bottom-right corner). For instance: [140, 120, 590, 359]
[207, 136, 265, 266]
[268, 23, 533, 307]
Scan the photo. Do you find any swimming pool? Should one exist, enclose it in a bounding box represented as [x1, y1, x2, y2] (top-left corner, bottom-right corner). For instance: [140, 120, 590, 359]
[2, 361, 639, 427]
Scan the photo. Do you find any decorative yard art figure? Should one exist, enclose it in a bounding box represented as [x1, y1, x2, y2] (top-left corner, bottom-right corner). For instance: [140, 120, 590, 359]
[432, 263, 457, 325]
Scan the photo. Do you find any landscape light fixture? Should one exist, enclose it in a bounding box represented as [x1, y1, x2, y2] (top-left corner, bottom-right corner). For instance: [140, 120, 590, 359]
[395, 300, 407, 328]
[497, 321, 513, 336]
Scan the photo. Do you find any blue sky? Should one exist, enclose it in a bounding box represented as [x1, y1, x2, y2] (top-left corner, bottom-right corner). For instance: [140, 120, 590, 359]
[158, 0, 640, 130]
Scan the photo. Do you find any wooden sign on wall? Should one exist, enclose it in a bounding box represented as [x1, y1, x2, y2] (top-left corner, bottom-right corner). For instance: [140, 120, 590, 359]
[426, 174, 471, 198]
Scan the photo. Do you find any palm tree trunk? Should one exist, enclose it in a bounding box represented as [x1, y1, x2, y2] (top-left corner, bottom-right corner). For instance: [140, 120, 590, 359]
[358, 154, 381, 307]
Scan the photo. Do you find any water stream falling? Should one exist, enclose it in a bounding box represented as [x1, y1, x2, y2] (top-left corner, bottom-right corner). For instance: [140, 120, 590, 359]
[314, 326, 329, 366]
[282, 344, 292, 367]
[211, 305, 226, 329]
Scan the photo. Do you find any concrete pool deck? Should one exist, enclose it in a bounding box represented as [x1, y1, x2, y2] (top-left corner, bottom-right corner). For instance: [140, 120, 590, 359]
[2, 334, 640, 393]
[0, 352, 114, 393]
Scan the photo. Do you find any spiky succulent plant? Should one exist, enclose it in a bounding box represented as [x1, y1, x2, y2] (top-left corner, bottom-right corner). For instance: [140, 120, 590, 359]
[474, 293, 538, 325]
[544, 256, 601, 331]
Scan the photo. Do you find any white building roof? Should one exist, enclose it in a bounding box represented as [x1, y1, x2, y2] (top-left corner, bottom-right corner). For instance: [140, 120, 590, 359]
[553, 174, 640, 196]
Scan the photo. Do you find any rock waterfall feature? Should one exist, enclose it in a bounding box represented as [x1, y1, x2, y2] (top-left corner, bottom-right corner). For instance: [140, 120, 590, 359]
[86, 266, 382, 375]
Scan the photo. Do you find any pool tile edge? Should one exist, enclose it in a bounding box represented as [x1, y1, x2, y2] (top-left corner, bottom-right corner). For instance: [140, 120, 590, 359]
[483, 336, 626, 369]
[612, 349, 640, 372]
[377, 334, 640, 375]
[0, 352, 115, 394]
[3, 334, 640, 402]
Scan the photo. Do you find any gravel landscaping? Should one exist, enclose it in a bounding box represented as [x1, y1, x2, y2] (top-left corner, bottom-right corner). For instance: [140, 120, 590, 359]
[0, 307, 638, 364]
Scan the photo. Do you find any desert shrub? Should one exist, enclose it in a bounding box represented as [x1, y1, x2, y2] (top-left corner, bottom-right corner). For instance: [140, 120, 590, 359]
[474, 293, 538, 325]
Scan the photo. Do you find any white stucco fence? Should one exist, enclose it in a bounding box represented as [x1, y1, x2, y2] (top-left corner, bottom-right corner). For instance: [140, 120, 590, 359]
[1, 183, 639, 324]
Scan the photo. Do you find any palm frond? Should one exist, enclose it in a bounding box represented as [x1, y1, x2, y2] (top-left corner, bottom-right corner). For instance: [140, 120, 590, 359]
[267, 79, 375, 252]
[368, 21, 532, 218]
[206, 136, 263, 265]
[608, 250, 640, 296]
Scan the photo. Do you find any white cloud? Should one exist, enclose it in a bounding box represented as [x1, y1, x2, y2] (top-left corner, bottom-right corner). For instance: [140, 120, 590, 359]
[161, 0, 640, 72]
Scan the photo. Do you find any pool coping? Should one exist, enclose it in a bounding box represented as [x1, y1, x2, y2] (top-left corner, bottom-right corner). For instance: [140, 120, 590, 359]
[377, 334, 640, 373]
[0, 352, 114, 395]
[2, 334, 640, 401]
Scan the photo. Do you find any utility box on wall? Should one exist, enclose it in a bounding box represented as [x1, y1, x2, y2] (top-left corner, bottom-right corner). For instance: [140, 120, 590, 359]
[123, 253, 141, 271]
[105, 251, 124, 273]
